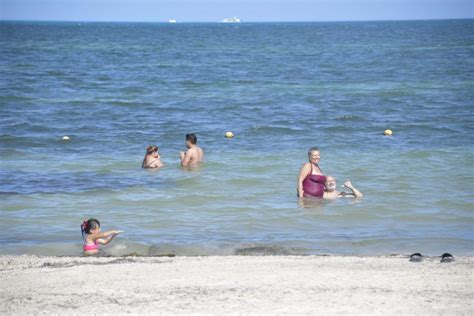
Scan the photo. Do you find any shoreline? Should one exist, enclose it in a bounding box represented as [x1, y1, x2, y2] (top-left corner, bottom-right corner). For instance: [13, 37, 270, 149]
[1, 255, 473, 314]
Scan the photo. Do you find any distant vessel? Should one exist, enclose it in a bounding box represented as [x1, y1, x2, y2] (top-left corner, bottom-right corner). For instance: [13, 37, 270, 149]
[168, 19, 177, 23]
[221, 16, 241, 23]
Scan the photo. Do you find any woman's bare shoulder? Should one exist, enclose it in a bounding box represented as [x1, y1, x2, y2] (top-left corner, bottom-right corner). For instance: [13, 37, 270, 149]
[300, 162, 311, 169]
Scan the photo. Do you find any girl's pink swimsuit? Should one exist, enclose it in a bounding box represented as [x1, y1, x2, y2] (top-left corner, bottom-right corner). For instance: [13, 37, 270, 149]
[83, 240, 99, 252]
[302, 164, 326, 198]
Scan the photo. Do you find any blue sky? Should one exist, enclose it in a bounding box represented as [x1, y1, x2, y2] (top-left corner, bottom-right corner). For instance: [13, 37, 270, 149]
[1, 0, 473, 22]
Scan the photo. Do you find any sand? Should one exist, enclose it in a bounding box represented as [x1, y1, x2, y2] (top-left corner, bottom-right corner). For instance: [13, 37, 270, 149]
[1, 255, 472, 315]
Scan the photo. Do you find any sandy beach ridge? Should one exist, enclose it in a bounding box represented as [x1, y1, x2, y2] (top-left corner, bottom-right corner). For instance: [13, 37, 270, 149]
[1, 255, 473, 314]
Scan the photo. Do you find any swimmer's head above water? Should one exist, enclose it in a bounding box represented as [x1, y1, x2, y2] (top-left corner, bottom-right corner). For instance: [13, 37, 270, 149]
[185, 133, 197, 148]
[142, 145, 162, 168]
[146, 145, 159, 158]
[81, 218, 101, 237]
[325, 176, 337, 192]
[308, 147, 321, 165]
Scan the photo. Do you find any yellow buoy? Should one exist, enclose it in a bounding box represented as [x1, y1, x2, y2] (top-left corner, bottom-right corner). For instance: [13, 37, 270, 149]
[62, 136, 70, 141]
[225, 131, 234, 138]
[384, 129, 393, 136]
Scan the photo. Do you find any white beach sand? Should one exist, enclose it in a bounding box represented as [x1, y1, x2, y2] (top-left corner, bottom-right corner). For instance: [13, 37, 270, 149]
[1, 255, 472, 314]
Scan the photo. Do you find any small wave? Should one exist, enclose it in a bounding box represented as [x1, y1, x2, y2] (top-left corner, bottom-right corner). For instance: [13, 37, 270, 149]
[41, 257, 139, 268]
[249, 125, 303, 135]
[232, 79, 257, 85]
[0, 170, 170, 195]
[334, 115, 363, 121]
[96, 75, 111, 81]
[155, 64, 173, 68]
[105, 243, 309, 257]
[107, 100, 155, 107]
[45, 70, 67, 77]
[120, 86, 146, 94]
[234, 245, 306, 256]
[0, 95, 34, 102]
[178, 80, 208, 87]
[0, 134, 45, 146]
[12, 63, 34, 69]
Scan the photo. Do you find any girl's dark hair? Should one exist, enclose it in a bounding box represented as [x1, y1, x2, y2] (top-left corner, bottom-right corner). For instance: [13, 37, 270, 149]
[142, 145, 158, 168]
[81, 218, 100, 237]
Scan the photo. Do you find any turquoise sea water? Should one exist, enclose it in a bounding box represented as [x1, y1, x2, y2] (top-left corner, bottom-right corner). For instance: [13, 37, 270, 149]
[1, 20, 473, 256]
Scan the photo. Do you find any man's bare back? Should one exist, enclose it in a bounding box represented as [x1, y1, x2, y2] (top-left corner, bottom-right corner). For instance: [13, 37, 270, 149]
[180, 146, 203, 166]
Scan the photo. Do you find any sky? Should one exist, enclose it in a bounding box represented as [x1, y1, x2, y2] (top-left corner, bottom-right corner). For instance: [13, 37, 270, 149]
[1, 0, 473, 22]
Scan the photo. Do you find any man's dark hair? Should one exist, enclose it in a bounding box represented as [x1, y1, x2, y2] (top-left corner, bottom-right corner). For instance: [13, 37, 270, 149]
[186, 133, 197, 145]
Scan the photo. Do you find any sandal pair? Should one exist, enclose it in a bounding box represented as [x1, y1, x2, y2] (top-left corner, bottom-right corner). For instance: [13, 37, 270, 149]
[409, 253, 454, 263]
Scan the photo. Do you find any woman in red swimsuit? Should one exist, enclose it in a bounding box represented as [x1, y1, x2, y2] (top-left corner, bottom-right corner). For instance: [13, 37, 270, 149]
[297, 147, 326, 198]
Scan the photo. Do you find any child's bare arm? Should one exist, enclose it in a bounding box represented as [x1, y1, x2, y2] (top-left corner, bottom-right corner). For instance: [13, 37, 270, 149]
[91, 230, 122, 241]
[97, 235, 114, 245]
[97, 230, 123, 245]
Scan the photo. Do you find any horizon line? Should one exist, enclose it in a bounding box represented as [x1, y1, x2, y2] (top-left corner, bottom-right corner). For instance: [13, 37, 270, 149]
[1, 17, 473, 24]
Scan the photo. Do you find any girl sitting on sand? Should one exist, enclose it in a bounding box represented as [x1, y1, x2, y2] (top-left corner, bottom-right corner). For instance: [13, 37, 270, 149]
[142, 145, 164, 168]
[81, 218, 123, 255]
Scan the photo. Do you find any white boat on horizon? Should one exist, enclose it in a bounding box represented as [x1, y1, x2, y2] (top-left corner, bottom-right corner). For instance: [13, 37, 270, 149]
[221, 16, 241, 23]
[168, 19, 177, 23]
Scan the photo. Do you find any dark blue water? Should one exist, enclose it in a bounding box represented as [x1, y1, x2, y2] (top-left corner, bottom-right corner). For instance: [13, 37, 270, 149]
[1, 20, 473, 256]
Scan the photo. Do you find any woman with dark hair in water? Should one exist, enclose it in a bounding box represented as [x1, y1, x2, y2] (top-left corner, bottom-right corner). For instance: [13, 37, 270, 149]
[142, 145, 163, 168]
[297, 147, 326, 198]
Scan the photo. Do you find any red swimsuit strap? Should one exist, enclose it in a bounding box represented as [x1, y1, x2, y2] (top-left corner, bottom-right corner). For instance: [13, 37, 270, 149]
[310, 163, 322, 175]
[307, 163, 325, 183]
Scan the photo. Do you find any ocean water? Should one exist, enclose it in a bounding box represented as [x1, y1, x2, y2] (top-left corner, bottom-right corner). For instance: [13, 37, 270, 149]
[0, 20, 473, 256]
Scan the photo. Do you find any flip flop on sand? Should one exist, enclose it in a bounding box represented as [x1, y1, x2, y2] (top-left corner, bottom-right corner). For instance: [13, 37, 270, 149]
[440, 253, 454, 263]
[409, 253, 423, 262]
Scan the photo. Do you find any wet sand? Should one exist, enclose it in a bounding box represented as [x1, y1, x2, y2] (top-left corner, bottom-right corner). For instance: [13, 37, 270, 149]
[1, 255, 472, 314]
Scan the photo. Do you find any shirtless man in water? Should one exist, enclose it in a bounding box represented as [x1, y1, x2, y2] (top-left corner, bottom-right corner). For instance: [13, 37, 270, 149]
[323, 176, 363, 199]
[179, 133, 203, 167]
